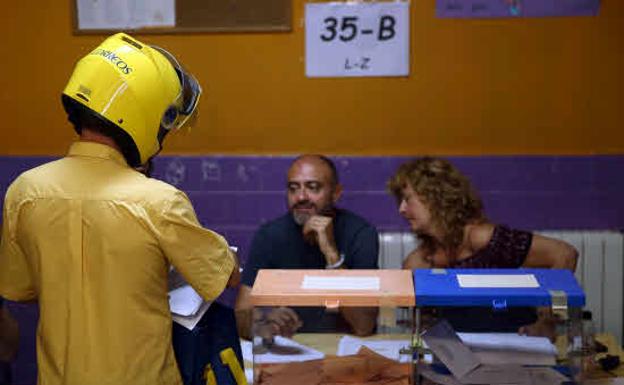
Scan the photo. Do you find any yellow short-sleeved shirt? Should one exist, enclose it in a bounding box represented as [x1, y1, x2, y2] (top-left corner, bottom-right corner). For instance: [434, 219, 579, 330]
[0, 141, 235, 385]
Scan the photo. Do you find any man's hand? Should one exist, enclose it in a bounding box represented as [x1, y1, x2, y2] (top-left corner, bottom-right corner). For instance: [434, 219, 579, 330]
[256, 307, 303, 339]
[518, 307, 558, 342]
[302, 215, 340, 266]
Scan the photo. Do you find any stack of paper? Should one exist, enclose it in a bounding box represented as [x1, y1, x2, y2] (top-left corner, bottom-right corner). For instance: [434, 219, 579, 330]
[168, 284, 211, 330]
[457, 332, 558, 366]
[240, 336, 325, 364]
[252, 346, 410, 385]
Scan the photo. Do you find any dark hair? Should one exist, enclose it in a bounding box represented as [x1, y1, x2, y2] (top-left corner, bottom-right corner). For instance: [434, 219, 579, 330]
[291, 154, 339, 186]
[62, 95, 141, 167]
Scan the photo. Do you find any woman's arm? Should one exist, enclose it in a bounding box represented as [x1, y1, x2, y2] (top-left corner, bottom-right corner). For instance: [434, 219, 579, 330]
[522, 233, 578, 271]
[468, 224, 577, 271]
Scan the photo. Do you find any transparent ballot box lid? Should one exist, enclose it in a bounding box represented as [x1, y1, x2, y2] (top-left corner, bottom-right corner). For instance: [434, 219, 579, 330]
[412, 268, 588, 385]
[248, 269, 416, 385]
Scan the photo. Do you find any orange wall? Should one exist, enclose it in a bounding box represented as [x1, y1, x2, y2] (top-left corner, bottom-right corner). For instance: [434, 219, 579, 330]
[1, 1, 622, 156]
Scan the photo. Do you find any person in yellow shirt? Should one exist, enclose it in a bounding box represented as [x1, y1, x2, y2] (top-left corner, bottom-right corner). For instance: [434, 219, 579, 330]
[0, 33, 239, 385]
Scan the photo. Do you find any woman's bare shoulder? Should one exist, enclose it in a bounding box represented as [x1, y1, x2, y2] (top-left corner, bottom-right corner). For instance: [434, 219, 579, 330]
[402, 245, 432, 269]
[466, 222, 496, 252]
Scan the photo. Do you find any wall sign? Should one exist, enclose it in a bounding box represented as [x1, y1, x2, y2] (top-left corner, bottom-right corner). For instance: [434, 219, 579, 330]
[305, 2, 410, 78]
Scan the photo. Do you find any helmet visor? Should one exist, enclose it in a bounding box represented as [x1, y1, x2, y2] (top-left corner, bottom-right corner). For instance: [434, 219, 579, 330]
[151, 45, 202, 132]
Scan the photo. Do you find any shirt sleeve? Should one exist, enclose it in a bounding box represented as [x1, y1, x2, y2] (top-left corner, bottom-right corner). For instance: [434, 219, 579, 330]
[155, 191, 234, 302]
[0, 182, 37, 301]
[241, 227, 271, 288]
[345, 224, 380, 270]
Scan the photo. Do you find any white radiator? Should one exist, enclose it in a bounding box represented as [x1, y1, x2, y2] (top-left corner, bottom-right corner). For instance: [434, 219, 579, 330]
[378, 230, 624, 343]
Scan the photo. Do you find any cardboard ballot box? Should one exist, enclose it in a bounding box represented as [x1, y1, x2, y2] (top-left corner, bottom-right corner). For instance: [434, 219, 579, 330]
[249, 269, 416, 385]
[413, 268, 586, 385]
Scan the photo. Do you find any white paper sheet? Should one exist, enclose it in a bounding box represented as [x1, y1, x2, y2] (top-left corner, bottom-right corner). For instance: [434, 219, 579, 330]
[457, 274, 539, 288]
[457, 333, 557, 355]
[301, 275, 380, 290]
[305, 2, 410, 77]
[77, 0, 175, 30]
[240, 336, 325, 364]
[169, 284, 204, 316]
[171, 300, 212, 331]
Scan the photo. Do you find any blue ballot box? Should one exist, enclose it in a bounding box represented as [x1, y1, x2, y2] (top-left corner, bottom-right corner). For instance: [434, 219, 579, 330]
[413, 268, 587, 384]
[414, 268, 585, 308]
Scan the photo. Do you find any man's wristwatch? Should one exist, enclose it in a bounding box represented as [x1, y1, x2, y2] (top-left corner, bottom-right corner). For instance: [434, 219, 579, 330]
[325, 253, 345, 269]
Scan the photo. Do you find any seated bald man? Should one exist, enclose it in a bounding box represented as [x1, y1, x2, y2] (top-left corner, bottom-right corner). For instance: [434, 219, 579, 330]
[235, 155, 379, 339]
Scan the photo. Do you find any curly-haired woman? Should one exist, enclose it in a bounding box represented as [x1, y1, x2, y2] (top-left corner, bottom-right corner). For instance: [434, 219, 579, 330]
[388, 157, 578, 336]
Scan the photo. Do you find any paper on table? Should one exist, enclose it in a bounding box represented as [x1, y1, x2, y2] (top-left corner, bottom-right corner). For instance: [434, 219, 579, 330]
[244, 368, 253, 385]
[457, 274, 539, 288]
[418, 332, 557, 366]
[169, 284, 204, 316]
[301, 275, 380, 290]
[240, 336, 325, 364]
[337, 335, 412, 363]
[457, 333, 557, 355]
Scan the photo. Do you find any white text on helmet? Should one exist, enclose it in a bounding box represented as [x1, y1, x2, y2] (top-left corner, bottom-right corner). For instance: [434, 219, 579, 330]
[90, 48, 133, 75]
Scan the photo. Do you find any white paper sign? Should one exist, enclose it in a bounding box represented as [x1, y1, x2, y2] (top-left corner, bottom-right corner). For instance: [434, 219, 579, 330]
[77, 0, 175, 30]
[305, 2, 410, 77]
[301, 275, 380, 290]
[457, 274, 540, 288]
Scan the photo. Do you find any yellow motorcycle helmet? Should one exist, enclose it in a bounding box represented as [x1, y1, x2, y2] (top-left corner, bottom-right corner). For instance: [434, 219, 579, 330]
[62, 33, 201, 167]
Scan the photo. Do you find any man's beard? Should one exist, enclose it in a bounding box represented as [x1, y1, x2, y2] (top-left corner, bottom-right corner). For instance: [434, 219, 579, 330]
[290, 201, 334, 226]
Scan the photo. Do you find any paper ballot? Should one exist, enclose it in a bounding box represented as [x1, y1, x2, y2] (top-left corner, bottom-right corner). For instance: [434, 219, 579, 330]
[240, 336, 325, 364]
[168, 284, 212, 331]
[167, 245, 237, 330]
[172, 300, 212, 331]
[169, 284, 204, 316]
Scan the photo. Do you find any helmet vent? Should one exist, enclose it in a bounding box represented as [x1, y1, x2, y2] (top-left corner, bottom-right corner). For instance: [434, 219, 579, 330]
[121, 36, 143, 50]
[75, 93, 89, 102]
[117, 119, 124, 124]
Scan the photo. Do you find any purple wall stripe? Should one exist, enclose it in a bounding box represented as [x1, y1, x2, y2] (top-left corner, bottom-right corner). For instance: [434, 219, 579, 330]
[436, 0, 601, 18]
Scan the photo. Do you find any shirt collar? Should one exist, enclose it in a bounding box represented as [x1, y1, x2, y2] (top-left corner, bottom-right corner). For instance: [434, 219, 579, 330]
[67, 141, 129, 167]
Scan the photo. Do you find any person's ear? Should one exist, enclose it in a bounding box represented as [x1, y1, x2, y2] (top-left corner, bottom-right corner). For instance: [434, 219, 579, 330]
[332, 183, 343, 203]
